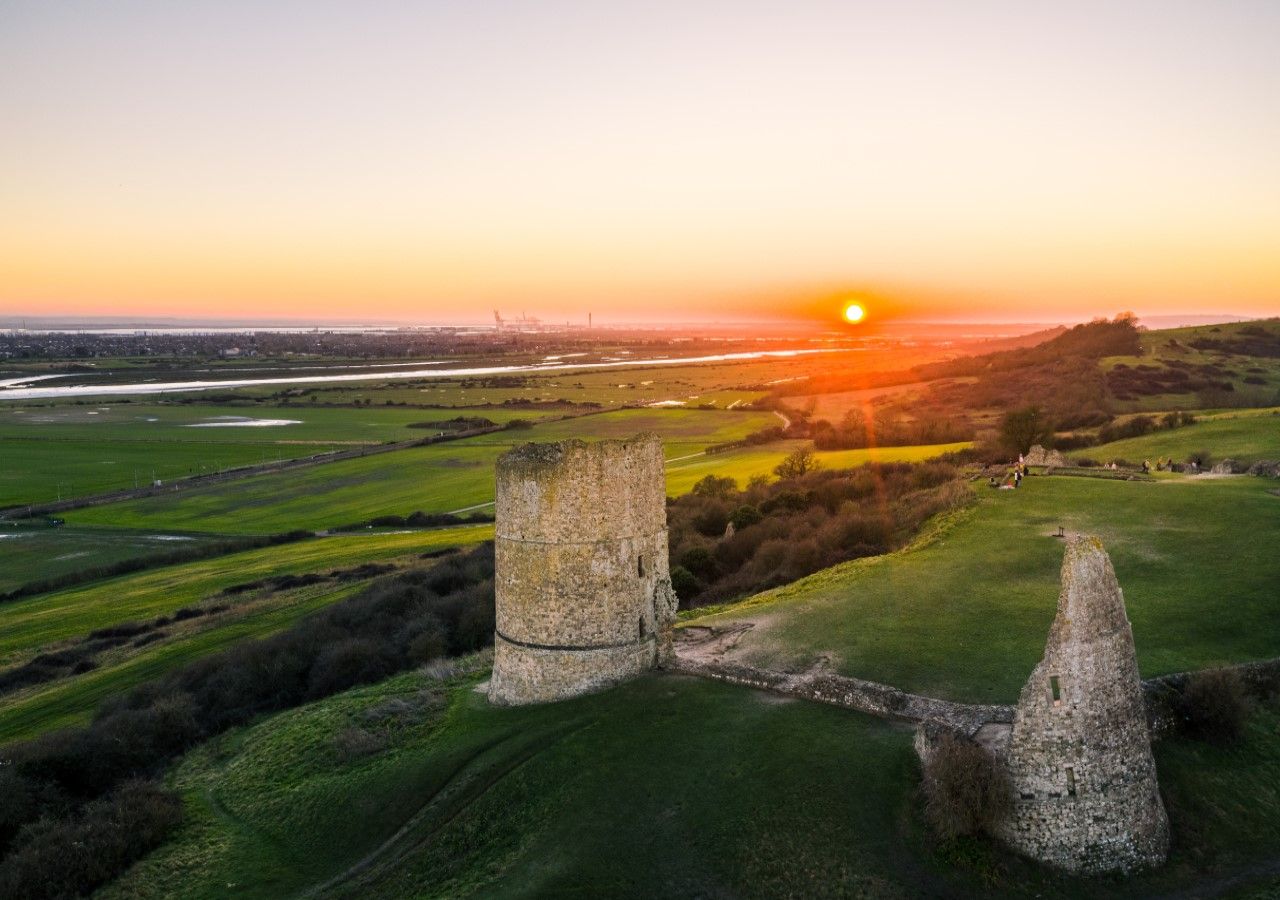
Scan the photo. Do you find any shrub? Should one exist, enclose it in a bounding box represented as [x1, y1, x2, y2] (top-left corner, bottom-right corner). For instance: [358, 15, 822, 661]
[691, 474, 737, 498]
[0, 780, 181, 900]
[921, 732, 1012, 839]
[774, 448, 820, 479]
[1182, 668, 1251, 744]
[332, 727, 388, 762]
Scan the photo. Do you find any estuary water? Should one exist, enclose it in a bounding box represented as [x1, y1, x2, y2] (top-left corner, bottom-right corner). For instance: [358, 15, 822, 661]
[0, 349, 827, 400]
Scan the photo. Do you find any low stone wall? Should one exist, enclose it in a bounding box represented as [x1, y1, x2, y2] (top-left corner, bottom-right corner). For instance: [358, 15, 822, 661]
[668, 657, 1012, 735]
[670, 655, 1280, 739]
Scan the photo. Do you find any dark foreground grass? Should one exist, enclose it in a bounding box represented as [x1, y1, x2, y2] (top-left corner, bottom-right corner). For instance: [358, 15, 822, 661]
[688, 475, 1280, 704]
[101, 670, 1280, 899]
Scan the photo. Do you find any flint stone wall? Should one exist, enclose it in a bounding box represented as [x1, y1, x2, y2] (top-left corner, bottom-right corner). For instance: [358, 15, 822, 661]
[993, 536, 1169, 874]
[488, 434, 677, 706]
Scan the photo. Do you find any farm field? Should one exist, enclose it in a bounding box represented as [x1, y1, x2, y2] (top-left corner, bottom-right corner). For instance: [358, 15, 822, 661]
[0, 403, 572, 508]
[685, 474, 1280, 704]
[0, 436, 350, 509]
[0, 524, 224, 593]
[664, 439, 971, 494]
[1085, 411, 1280, 466]
[0, 402, 560, 442]
[101, 666, 1280, 899]
[0, 525, 491, 742]
[65, 408, 779, 534]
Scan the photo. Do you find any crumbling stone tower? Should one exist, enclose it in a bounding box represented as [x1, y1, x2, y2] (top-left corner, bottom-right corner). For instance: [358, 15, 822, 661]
[995, 535, 1169, 873]
[487, 433, 677, 706]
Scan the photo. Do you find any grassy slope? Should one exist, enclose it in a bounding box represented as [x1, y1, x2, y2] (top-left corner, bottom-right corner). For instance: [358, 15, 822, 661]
[1086, 412, 1280, 465]
[102, 669, 1280, 899]
[0, 526, 491, 742]
[65, 409, 777, 534]
[687, 475, 1280, 704]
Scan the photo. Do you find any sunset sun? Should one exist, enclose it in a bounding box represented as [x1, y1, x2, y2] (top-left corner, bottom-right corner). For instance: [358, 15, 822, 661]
[842, 302, 866, 324]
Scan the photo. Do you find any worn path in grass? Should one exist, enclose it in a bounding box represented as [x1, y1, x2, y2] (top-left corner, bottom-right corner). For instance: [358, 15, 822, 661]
[684, 475, 1280, 705]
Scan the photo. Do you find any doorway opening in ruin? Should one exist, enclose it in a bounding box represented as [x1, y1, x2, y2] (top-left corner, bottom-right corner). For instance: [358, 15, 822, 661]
[1050, 674, 1063, 707]
[1065, 766, 1077, 796]
[637, 554, 645, 577]
[638, 615, 646, 639]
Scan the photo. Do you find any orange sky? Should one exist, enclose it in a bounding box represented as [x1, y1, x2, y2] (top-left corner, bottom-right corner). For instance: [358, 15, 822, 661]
[3, 2, 1279, 324]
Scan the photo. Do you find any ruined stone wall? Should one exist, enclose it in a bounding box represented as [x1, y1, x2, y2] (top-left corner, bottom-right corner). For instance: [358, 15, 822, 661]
[993, 536, 1169, 874]
[487, 434, 677, 705]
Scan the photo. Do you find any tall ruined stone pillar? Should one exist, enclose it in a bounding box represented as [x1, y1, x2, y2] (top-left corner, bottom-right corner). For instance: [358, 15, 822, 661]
[487, 433, 677, 706]
[995, 535, 1169, 873]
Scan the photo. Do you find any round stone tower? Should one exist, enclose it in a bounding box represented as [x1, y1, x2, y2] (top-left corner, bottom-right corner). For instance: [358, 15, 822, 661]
[487, 433, 677, 706]
[995, 535, 1169, 874]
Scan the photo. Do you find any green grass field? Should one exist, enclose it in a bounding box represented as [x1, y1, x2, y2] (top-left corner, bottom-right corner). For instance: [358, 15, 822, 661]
[686, 475, 1280, 704]
[65, 408, 778, 534]
[0, 526, 491, 743]
[101, 667, 1280, 899]
[0, 524, 225, 593]
[1086, 411, 1280, 466]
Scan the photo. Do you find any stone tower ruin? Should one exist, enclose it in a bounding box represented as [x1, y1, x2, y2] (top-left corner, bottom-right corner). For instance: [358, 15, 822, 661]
[994, 535, 1169, 873]
[487, 433, 677, 706]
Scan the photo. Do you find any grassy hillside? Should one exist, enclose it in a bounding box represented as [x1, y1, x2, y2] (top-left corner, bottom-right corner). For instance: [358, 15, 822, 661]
[102, 667, 1280, 899]
[685, 475, 1280, 704]
[1085, 410, 1280, 465]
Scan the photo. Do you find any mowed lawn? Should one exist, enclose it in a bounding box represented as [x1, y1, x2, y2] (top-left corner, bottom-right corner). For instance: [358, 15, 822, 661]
[102, 667, 1280, 899]
[687, 475, 1280, 704]
[1087, 411, 1280, 465]
[0, 526, 491, 743]
[66, 408, 778, 534]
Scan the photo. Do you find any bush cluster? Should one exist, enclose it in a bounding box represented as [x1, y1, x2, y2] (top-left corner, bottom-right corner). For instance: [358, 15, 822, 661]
[921, 732, 1012, 839]
[668, 462, 965, 607]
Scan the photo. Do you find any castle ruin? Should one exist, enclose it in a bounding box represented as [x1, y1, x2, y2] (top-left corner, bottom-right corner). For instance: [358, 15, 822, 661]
[487, 433, 677, 706]
[992, 535, 1170, 873]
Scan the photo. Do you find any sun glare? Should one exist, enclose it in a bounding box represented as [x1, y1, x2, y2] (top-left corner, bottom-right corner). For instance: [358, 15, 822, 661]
[842, 302, 866, 324]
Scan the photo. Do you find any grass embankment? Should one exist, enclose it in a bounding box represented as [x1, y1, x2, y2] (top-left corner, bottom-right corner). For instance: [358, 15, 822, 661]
[102, 669, 1280, 899]
[64, 409, 778, 534]
[1086, 412, 1280, 465]
[0, 527, 491, 743]
[686, 475, 1280, 704]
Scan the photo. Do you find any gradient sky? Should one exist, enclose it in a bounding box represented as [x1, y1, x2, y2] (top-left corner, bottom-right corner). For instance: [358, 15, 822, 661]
[3, 0, 1279, 323]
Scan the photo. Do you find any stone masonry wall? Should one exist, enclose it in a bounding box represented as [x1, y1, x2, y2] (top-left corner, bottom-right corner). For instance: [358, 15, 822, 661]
[992, 536, 1169, 874]
[488, 434, 677, 705]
